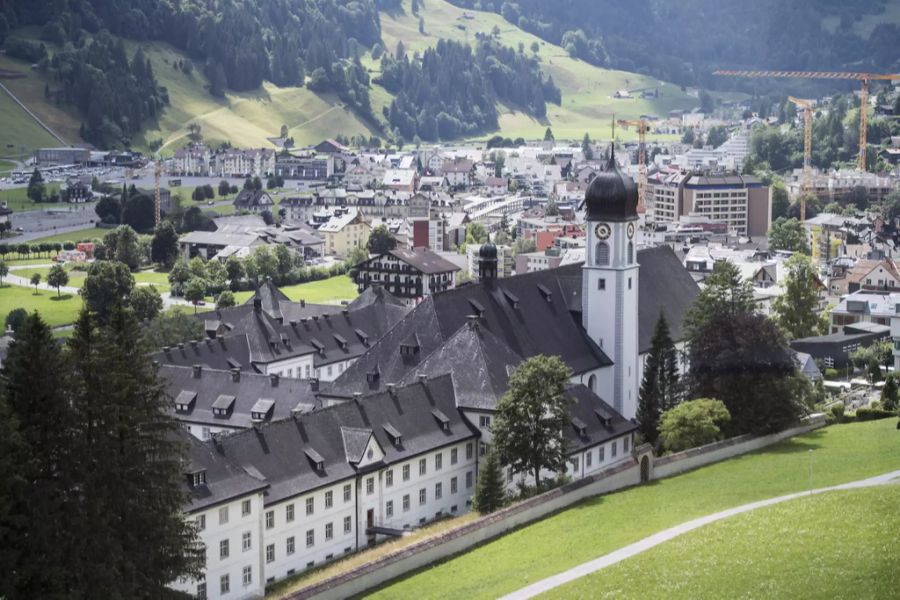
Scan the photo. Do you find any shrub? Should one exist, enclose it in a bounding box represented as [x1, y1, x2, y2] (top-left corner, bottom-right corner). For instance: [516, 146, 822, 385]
[824, 368, 839, 380]
[854, 407, 896, 422]
[659, 398, 731, 453]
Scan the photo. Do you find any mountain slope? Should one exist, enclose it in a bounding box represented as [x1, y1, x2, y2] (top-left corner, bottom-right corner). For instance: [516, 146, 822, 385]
[376, 0, 699, 140]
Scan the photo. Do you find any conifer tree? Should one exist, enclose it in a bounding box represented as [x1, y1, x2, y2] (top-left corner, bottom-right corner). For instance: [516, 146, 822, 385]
[473, 447, 506, 514]
[637, 312, 681, 446]
[1, 313, 77, 598]
[68, 306, 203, 596]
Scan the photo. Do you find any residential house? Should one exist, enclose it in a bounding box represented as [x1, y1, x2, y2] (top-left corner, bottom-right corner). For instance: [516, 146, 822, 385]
[317, 208, 370, 258]
[233, 190, 274, 214]
[353, 248, 460, 305]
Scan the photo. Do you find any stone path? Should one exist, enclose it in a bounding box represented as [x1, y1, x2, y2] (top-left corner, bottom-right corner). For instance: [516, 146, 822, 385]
[499, 469, 900, 600]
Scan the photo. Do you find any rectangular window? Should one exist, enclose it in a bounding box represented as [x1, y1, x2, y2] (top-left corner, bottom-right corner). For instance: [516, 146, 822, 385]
[386, 500, 394, 518]
[435, 482, 442, 499]
[628, 277, 632, 290]
[343, 484, 352, 503]
[572, 457, 580, 472]
[242, 531, 251, 552]
[325, 490, 333, 509]
[366, 477, 374, 495]
[435, 453, 443, 471]
[306, 497, 314, 516]
[419, 458, 427, 476]
[266, 544, 275, 563]
[286, 503, 295, 522]
[220, 574, 230, 595]
[306, 529, 315, 548]
[419, 488, 426, 505]
[197, 581, 206, 600]
[219, 506, 229, 525]
[386, 469, 394, 487]
[599, 445, 605, 461]
[598, 279, 606, 290]
[286, 536, 295, 555]
[624, 436, 630, 452]
[241, 499, 251, 516]
[586, 451, 593, 467]
[196, 514, 206, 531]
[219, 539, 229, 560]
[242, 565, 252, 587]
[466, 443, 473, 460]
[478, 415, 491, 429]
[403, 494, 410, 511]
[466, 471, 473, 488]
[343, 516, 352, 533]
[450, 448, 458, 465]
[265, 510, 274, 530]
[611, 440, 618, 458]
[402, 464, 410, 481]
[451, 476, 458, 494]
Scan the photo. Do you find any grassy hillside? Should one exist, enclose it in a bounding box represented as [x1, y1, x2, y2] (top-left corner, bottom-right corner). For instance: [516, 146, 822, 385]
[377, 0, 699, 141]
[3, 0, 705, 151]
[0, 84, 60, 156]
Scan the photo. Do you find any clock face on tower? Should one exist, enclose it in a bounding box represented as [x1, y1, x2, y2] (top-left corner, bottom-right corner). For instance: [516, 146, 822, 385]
[594, 223, 611, 240]
[627, 223, 635, 239]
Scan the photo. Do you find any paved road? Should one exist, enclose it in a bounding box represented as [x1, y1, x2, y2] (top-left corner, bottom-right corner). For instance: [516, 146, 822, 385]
[499, 469, 900, 600]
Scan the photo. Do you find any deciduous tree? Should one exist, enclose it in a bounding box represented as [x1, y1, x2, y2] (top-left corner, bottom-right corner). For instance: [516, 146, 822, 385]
[151, 221, 179, 269]
[130, 285, 163, 321]
[768, 217, 809, 254]
[492, 355, 572, 486]
[47, 264, 69, 297]
[773, 253, 824, 339]
[82, 261, 135, 324]
[659, 398, 731, 453]
[367, 225, 397, 254]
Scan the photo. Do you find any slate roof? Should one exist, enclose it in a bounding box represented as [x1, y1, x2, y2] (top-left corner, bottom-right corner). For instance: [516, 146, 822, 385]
[387, 248, 461, 274]
[233, 189, 274, 209]
[563, 384, 638, 452]
[156, 286, 410, 372]
[179, 429, 268, 512]
[160, 365, 318, 429]
[323, 245, 698, 398]
[211, 374, 479, 504]
[348, 285, 407, 310]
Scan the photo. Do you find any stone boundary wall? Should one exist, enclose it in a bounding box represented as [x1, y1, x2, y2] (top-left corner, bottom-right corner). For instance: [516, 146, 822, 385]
[283, 415, 826, 600]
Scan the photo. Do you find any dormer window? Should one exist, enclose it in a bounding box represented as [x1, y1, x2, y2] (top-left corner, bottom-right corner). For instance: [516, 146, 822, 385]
[572, 417, 588, 438]
[304, 448, 325, 472]
[175, 390, 197, 413]
[432, 408, 451, 431]
[250, 398, 275, 422]
[383, 422, 403, 446]
[187, 469, 206, 487]
[212, 394, 236, 418]
[594, 408, 612, 427]
[366, 370, 380, 384]
[333, 333, 348, 350]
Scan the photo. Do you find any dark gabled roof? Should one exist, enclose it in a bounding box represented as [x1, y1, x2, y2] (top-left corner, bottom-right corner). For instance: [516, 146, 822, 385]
[233, 189, 273, 208]
[212, 374, 479, 504]
[159, 365, 317, 429]
[563, 384, 637, 452]
[634, 246, 700, 353]
[397, 321, 522, 411]
[179, 429, 268, 512]
[386, 248, 461, 274]
[348, 285, 406, 310]
[341, 427, 373, 464]
[154, 336, 255, 373]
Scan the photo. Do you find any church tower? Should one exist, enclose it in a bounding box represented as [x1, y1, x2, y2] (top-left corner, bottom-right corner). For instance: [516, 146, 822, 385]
[582, 146, 640, 419]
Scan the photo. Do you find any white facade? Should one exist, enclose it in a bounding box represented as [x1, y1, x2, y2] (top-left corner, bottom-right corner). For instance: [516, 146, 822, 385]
[582, 215, 640, 419]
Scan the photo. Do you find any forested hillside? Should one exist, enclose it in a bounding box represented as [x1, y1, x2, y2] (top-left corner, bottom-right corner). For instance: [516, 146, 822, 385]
[377, 37, 560, 142]
[448, 0, 900, 89]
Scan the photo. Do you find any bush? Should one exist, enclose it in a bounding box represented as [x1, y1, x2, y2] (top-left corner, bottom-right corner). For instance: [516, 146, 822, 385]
[824, 368, 839, 380]
[831, 404, 845, 422]
[854, 407, 896, 421]
[659, 398, 731, 453]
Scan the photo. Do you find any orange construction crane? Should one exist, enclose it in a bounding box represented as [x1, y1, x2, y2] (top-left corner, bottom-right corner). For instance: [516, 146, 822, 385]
[714, 70, 900, 171]
[788, 96, 814, 221]
[616, 118, 650, 214]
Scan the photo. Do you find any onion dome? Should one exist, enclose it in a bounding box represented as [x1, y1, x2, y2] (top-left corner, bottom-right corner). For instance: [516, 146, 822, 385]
[479, 240, 498, 261]
[584, 145, 638, 222]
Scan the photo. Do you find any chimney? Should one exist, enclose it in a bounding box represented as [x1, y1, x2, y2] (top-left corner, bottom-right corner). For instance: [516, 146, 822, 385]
[386, 383, 396, 396]
[270, 373, 280, 387]
[192, 365, 202, 378]
[231, 368, 241, 382]
[417, 373, 428, 384]
[309, 377, 319, 392]
[253, 296, 262, 313]
[353, 392, 362, 401]
[300, 299, 306, 307]
[467, 314, 479, 329]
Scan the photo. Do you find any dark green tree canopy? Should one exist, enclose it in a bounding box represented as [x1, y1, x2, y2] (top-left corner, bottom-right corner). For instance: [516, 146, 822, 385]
[367, 225, 397, 255]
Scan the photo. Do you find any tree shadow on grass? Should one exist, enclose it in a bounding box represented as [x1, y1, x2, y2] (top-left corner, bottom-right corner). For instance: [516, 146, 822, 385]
[49, 294, 74, 301]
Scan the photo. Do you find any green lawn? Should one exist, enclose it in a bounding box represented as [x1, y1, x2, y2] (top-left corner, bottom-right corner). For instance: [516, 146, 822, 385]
[0, 257, 63, 266]
[0, 183, 70, 212]
[365, 420, 900, 600]
[0, 283, 82, 327]
[544, 485, 900, 599]
[27, 227, 108, 245]
[0, 79, 62, 151]
[134, 269, 172, 289]
[280, 275, 358, 305]
[13, 264, 88, 289]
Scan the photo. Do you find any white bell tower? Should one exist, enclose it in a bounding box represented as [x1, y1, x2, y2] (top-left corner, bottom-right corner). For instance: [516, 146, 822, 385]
[582, 147, 640, 419]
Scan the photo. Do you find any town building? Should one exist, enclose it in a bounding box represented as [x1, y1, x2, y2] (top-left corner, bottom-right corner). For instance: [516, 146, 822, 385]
[317, 208, 370, 258]
[353, 248, 460, 305]
[275, 154, 333, 181]
[233, 190, 274, 213]
[648, 172, 771, 237]
[466, 243, 512, 280]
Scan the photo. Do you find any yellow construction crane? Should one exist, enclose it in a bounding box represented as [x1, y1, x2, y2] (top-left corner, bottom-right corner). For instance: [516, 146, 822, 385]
[714, 70, 900, 171]
[616, 118, 650, 214]
[788, 96, 814, 221]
